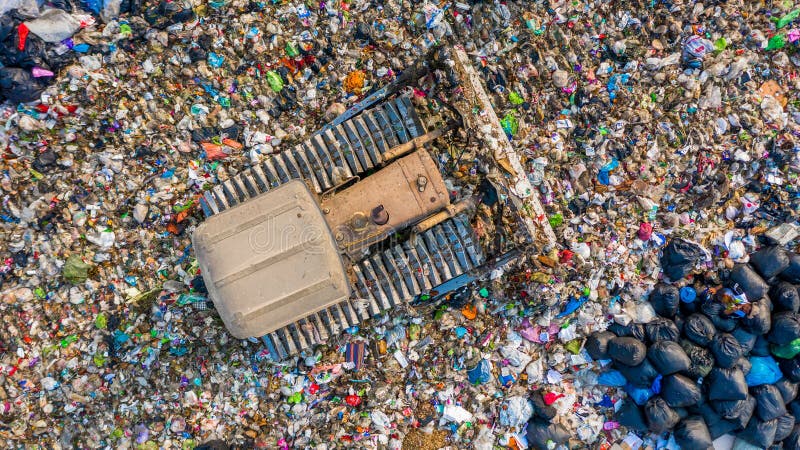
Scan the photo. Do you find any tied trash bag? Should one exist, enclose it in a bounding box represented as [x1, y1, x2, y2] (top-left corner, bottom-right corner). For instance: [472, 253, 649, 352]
[597, 370, 627, 387]
[615, 400, 647, 432]
[608, 337, 647, 366]
[774, 414, 796, 442]
[649, 283, 681, 317]
[585, 330, 615, 360]
[674, 416, 713, 450]
[684, 313, 717, 346]
[617, 359, 659, 387]
[770, 282, 800, 313]
[647, 341, 691, 375]
[779, 356, 800, 383]
[752, 385, 787, 421]
[768, 312, 800, 346]
[781, 255, 800, 283]
[732, 329, 758, 355]
[626, 383, 655, 406]
[775, 378, 799, 404]
[661, 374, 701, 407]
[745, 356, 782, 387]
[682, 341, 715, 379]
[526, 419, 569, 450]
[696, 403, 740, 439]
[741, 299, 772, 335]
[0, 67, 46, 103]
[711, 333, 745, 369]
[729, 264, 769, 301]
[715, 396, 757, 429]
[752, 335, 771, 357]
[750, 246, 790, 280]
[643, 396, 680, 433]
[660, 239, 706, 281]
[736, 357, 753, 376]
[645, 317, 681, 343]
[739, 418, 778, 448]
[786, 424, 800, 449]
[607, 322, 646, 341]
[529, 391, 557, 420]
[708, 367, 748, 401]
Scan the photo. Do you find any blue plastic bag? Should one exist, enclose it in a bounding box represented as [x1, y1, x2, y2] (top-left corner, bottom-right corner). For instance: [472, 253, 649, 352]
[467, 359, 492, 385]
[597, 370, 627, 387]
[625, 383, 654, 406]
[745, 356, 782, 386]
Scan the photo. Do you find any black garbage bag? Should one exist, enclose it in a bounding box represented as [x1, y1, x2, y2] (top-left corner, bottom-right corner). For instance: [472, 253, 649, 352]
[616, 359, 659, 387]
[741, 298, 772, 335]
[782, 254, 800, 283]
[769, 312, 800, 346]
[729, 264, 769, 302]
[529, 390, 557, 421]
[526, 419, 569, 450]
[681, 341, 715, 379]
[585, 331, 615, 360]
[732, 328, 758, 355]
[0, 67, 46, 103]
[780, 357, 800, 382]
[649, 283, 680, 317]
[700, 299, 737, 332]
[774, 414, 795, 442]
[643, 396, 681, 433]
[608, 337, 647, 366]
[645, 317, 681, 343]
[674, 416, 713, 450]
[0, 32, 50, 70]
[607, 322, 646, 341]
[647, 340, 691, 375]
[195, 440, 230, 450]
[785, 424, 800, 449]
[661, 239, 706, 281]
[735, 357, 752, 376]
[776, 378, 798, 404]
[739, 418, 778, 448]
[715, 396, 757, 429]
[771, 282, 800, 313]
[695, 403, 740, 439]
[684, 313, 717, 346]
[752, 335, 771, 357]
[615, 400, 647, 432]
[708, 367, 748, 401]
[711, 333, 744, 368]
[662, 374, 702, 407]
[753, 385, 788, 421]
[750, 246, 790, 280]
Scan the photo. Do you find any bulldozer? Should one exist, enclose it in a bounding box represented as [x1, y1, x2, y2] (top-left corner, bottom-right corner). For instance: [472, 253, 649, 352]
[192, 46, 555, 359]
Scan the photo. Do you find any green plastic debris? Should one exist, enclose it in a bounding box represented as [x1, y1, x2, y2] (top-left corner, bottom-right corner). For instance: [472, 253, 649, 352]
[285, 42, 299, 57]
[63, 255, 90, 284]
[288, 392, 303, 404]
[119, 23, 132, 35]
[713, 38, 727, 53]
[772, 338, 800, 359]
[508, 91, 524, 105]
[93, 352, 106, 367]
[266, 71, 284, 92]
[777, 9, 800, 28]
[479, 287, 489, 298]
[34, 287, 45, 298]
[95, 313, 107, 329]
[408, 323, 421, 341]
[565, 339, 582, 354]
[549, 213, 564, 227]
[766, 33, 787, 50]
[500, 112, 519, 136]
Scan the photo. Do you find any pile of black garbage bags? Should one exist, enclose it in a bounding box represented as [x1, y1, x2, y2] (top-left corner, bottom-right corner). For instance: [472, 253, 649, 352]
[586, 242, 800, 449]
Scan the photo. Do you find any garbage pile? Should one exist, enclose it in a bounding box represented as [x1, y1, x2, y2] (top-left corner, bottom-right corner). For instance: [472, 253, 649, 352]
[586, 241, 800, 448]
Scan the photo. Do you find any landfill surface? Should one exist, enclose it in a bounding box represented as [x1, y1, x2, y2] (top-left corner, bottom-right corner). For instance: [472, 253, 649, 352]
[2, 0, 800, 449]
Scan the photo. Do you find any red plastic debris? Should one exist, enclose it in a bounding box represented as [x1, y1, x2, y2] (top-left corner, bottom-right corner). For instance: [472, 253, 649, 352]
[17, 23, 29, 51]
[543, 392, 565, 405]
[345, 394, 361, 407]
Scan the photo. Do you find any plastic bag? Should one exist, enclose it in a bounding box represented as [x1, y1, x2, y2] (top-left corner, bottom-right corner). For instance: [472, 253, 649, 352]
[526, 419, 569, 450]
[750, 246, 790, 280]
[608, 336, 647, 366]
[732, 328, 758, 355]
[774, 414, 795, 442]
[647, 341, 691, 375]
[711, 333, 744, 369]
[649, 283, 680, 317]
[746, 356, 783, 387]
[739, 418, 778, 448]
[741, 298, 772, 335]
[607, 322, 646, 341]
[683, 313, 716, 346]
[775, 378, 798, 404]
[660, 239, 706, 281]
[708, 367, 748, 401]
[585, 330, 615, 360]
[0, 67, 45, 103]
[753, 385, 788, 421]
[626, 383, 655, 406]
[597, 370, 627, 387]
[770, 282, 800, 313]
[529, 391, 557, 421]
[752, 335, 771, 356]
[645, 317, 680, 343]
[661, 374, 701, 407]
[696, 402, 740, 439]
[729, 264, 769, 301]
[23, 9, 81, 43]
[715, 396, 757, 429]
[736, 357, 752, 376]
[674, 416, 713, 450]
[768, 312, 800, 346]
[681, 341, 714, 379]
[781, 254, 800, 283]
[785, 424, 800, 450]
[617, 359, 659, 387]
[615, 400, 647, 432]
[779, 356, 800, 382]
[643, 396, 680, 433]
